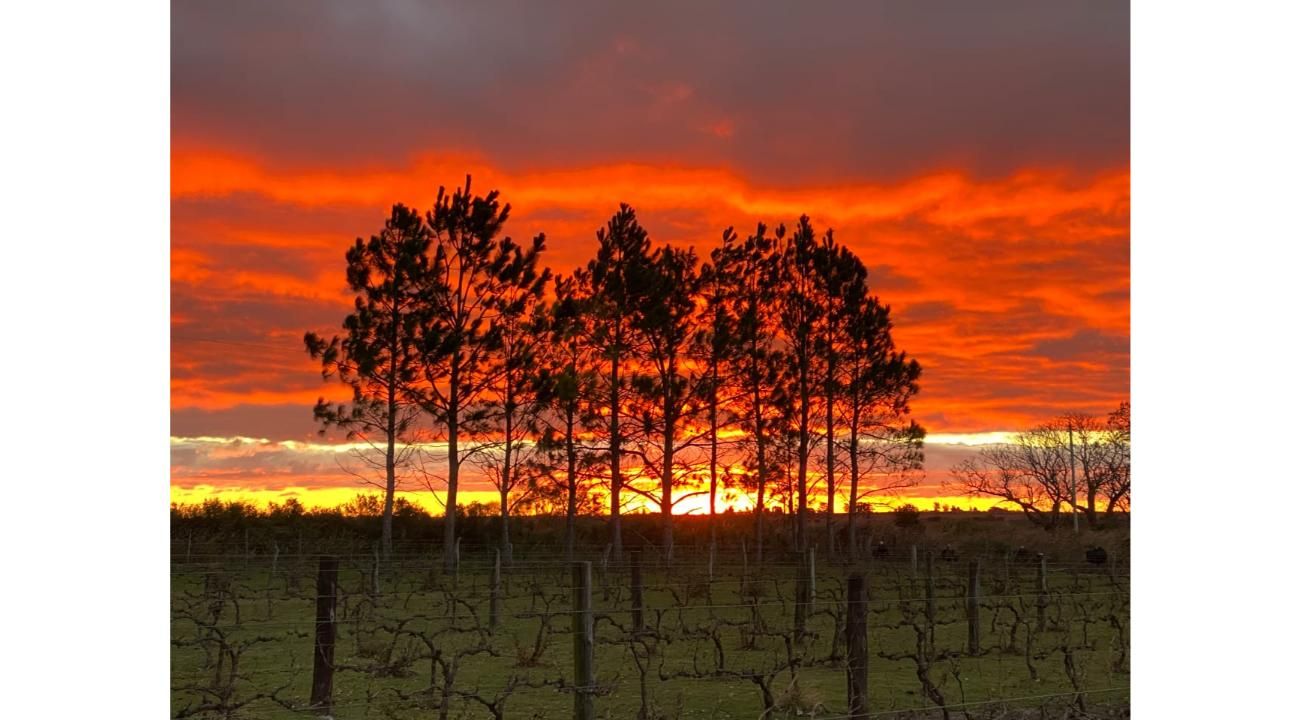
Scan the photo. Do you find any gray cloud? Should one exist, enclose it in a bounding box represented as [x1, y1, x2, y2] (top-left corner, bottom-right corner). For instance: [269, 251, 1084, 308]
[1030, 327, 1129, 363]
[173, 0, 1128, 181]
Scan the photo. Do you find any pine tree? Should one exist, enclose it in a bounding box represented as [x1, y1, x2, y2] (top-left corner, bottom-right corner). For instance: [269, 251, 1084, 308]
[838, 256, 924, 560]
[529, 274, 602, 561]
[415, 176, 547, 573]
[473, 260, 552, 565]
[304, 203, 429, 557]
[712, 223, 783, 564]
[583, 205, 652, 559]
[777, 216, 824, 553]
[694, 229, 742, 547]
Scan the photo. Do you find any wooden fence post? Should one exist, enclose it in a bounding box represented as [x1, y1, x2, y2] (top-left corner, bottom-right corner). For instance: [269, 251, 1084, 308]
[572, 561, 596, 720]
[910, 545, 918, 578]
[630, 550, 645, 633]
[846, 571, 869, 719]
[310, 556, 339, 714]
[967, 559, 981, 655]
[490, 549, 502, 631]
[1036, 553, 1048, 632]
[707, 541, 716, 582]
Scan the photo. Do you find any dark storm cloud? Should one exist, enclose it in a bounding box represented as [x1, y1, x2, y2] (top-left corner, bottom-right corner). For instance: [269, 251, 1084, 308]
[172, 0, 1128, 181]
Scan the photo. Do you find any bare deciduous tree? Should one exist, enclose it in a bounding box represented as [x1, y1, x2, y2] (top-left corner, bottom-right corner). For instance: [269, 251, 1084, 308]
[949, 403, 1131, 529]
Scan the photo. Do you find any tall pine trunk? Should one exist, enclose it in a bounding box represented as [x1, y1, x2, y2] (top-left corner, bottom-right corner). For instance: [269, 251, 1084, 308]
[824, 357, 836, 561]
[847, 419, 860, 563]
[443, 360, 460, 573]
[609, 345, 623, 559]
[564, 401, 577, 562]
[499, 405, 513, 565]
[382, 387, 396, 559]
[796, 352, 810, 553]
[661, 391, 676, 563]
[708, 364, 719, 547]
[748, 335, 767, 567]
[382, 326, 399, 559]
[499, 485, 511, 563]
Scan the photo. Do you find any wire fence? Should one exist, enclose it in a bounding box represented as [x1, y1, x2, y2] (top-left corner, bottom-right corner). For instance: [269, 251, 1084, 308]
[171, 546, 1129, 720]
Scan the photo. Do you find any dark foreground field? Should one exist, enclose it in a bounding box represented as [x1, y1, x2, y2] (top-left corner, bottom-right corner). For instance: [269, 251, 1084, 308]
[171, 515, 1129, 719]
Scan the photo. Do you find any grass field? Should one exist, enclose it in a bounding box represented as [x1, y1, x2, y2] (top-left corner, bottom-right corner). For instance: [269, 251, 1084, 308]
[171, 540, 1130, 719]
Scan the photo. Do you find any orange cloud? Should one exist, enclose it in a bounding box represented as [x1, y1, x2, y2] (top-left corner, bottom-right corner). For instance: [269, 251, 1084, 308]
[171, 146, 1127, 501]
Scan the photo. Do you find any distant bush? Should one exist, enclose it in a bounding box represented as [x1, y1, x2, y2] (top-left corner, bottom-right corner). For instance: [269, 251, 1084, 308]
[893, 504, 921, 528]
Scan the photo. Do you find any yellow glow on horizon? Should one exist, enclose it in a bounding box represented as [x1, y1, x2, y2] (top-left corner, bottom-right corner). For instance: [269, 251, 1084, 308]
[170, 485, 502, 513]
[170, 432, 1029, 516]
[171, 484, 1013, 515]
[925, 432, 1018, 446]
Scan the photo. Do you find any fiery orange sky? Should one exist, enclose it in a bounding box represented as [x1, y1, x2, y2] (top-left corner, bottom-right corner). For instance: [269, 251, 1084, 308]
[170, 1, 1129, 510]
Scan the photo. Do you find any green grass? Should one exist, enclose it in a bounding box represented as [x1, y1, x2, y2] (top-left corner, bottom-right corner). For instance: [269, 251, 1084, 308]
[171, 553, 1129, 719]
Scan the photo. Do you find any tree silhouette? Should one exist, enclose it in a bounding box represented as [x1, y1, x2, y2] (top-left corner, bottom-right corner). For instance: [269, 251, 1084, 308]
[582, 205, 652, 559]
[949, 409, 1133, 530]
[1099, 402, 1131, 518]
[776, 216, 825, 553]
[693, 228, 742, 547]
[814, 230, 853, 557]
[415, 176, 548, 572]
[304, 203, 429, 557]
[470, 264, 552, 565]
[712, 223, 783, 564]
[626, 243, 702, 562]
[528, 274, 603, 561]
[1054, 407, 1131, 527]
[299, 182, 942, 562]
[836, 254, 925, 559]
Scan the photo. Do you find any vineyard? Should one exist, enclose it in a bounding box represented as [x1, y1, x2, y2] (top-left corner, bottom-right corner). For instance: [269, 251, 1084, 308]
[171, 539, 1130, 719]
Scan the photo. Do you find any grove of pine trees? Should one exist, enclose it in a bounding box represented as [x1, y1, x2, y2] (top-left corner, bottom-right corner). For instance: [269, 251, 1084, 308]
[306, 176, 926, 566]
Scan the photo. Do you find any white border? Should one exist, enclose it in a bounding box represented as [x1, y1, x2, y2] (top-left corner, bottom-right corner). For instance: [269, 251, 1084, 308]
[1134, 0, 1300, 716]
[0, 1, 170, 714]
[3, 0, 1300, 714]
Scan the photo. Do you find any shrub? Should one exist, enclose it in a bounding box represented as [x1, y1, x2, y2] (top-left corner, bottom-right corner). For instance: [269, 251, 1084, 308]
[893, 504, 921, 528]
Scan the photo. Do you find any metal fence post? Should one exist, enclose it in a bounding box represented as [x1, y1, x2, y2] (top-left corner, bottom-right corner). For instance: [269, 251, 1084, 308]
[572, 561, 595, 720]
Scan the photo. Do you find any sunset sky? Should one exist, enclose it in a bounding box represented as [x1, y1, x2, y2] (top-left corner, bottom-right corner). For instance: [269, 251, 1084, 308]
[170, 1, 1130, 511]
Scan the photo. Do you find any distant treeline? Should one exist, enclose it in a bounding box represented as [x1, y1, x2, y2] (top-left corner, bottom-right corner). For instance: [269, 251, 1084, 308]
[170, 497, 1126, 564]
